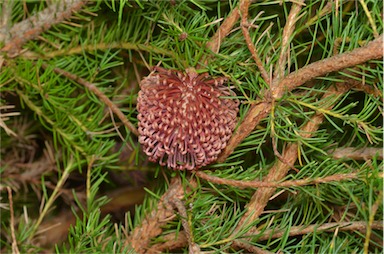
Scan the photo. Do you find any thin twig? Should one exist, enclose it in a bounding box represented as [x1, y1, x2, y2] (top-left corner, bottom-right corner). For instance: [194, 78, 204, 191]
[86, 156, 95, 202]
[7, 187, 20, 254]
[28, 159, 73, 241]
[338, 74, 382, 97]
[169, 198, 200, 253]
[273, 0, 305, 82]
[42, 64, 139, 136]
[270, 119, 299, 173]
[0, 105, 20, 137]
[240, 0, 270, 84]
[196, 171, 383, 189]
[218, 36, 383, 163]
[358, 0, 379, 38]
[268, 1, 307, 172]
[1, 0, 88, 55]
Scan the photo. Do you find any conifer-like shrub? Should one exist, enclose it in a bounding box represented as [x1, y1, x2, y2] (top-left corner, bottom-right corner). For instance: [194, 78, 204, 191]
[0, 1, 382, 253]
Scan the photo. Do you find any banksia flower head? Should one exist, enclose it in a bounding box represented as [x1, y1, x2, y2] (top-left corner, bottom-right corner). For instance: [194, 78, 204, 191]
[137, 67, 239, 170]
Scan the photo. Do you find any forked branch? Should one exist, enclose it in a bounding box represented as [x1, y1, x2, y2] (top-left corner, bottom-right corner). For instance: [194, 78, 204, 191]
[218, 36, 383, 163]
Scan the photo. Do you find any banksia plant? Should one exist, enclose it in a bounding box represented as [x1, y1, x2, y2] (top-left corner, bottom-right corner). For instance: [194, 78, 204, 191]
[1, 1, 382, 253]
[137, 67, 239, 170]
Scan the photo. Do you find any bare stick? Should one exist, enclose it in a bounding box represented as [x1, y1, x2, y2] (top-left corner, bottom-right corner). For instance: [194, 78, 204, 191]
[358, 0, 379, 38]
[28, 160, 73, 241]
[43, 64, 139, 136]
[270, 0, 305, 171]
[271, 125, 299, 173]
[1, 0, 87, 55]
[126, 177, 183, 253]
[169, 198, 200, 253]
[147, 219, 383, 253]
[240, 0, 270, 84]
[127, 177, 197, 253]
[273, 0, 305, 81]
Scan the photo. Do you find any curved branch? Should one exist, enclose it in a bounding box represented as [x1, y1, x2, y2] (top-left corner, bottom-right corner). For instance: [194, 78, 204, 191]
[218, 36, 383, 163]
[1, 0, 87, 55]
[43, 64, 139, 136]
[271, 36, 383, 99]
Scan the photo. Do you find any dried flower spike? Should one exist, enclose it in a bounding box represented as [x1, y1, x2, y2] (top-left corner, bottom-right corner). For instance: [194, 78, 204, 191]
[137, 67, 239, 170]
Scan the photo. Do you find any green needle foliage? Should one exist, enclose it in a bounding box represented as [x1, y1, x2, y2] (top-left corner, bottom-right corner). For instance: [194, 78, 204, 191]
[0, 0, 382, 253]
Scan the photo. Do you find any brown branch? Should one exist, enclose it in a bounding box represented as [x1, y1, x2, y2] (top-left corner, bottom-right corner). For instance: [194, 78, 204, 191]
[1, 0, 88, 55]
[168, 195, 200, 253]
[218, 36, 383, 163]
[273, 0, 305, 82]
[271, 36, 383, 99]
[42, 64, 139, 136]
[233, 84, 350, 234]
[338, 74, 383, 97]
[240, 0, 270, 84]
[331, 147, 383, 160]
[126, 177, 182, 253]
[205, 7, 240, 54]
[146, 219, 384, 253]
[126, 177, 197, 253]
[217, 100, 271, 163]
[269, 0, 305, 172]
[196, 171, 384, 189]
[255, 220, 384, 242]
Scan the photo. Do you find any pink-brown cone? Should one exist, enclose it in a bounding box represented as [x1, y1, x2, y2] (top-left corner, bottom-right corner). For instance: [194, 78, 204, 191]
[137, 67, 239, 170]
